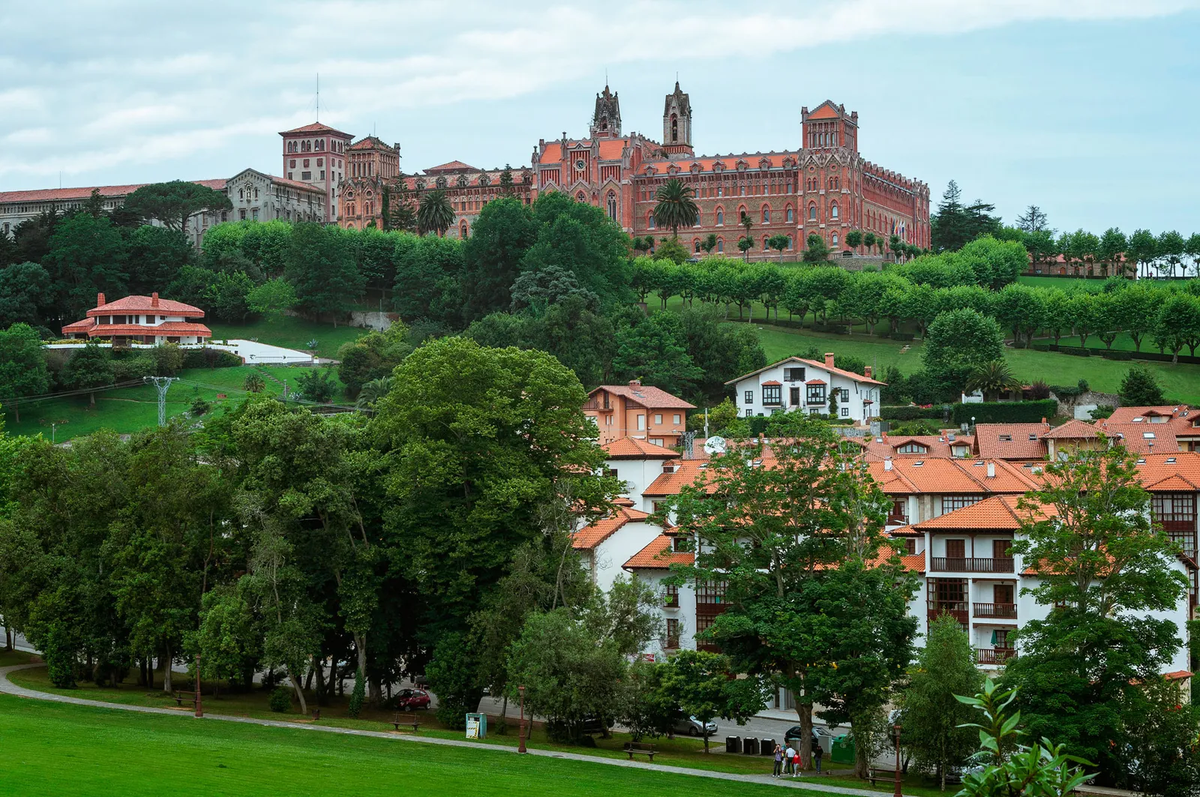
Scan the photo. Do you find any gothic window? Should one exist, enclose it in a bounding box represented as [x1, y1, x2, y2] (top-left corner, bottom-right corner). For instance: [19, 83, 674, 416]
[648, 213, 656, 229]
[715, 208, 724, 225]
[831, 202, 839, 220]
[762, 206, 770, 224]
[460, 221, 469, 238]
[809, 204, 817, 222]
[457, 175, 469, 188]
[670, 113, 678, 142]
[786, 206, 794, 223]
[577, 191, 586, 203]
[787, 235, 793, 249]
[607, 192, 617, 221]
[436, 176, 447, 189]
[717, 238, 724, 253]
[694, 239, 701, 253]
[832, 232, 839, 246]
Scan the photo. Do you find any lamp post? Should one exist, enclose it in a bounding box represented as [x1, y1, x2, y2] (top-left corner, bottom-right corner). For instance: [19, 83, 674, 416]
[194, 654, 203, 719]
[893, 723, 902, 797]
[518, 685, 527, 754]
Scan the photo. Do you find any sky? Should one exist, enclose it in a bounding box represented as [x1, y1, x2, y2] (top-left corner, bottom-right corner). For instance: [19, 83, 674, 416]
[3, 0, 1198, 234]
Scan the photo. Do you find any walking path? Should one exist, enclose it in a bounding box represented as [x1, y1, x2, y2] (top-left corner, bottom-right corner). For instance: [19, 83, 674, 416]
[0, 661, 896, 796]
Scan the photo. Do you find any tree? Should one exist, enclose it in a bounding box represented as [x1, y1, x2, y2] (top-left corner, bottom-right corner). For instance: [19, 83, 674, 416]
[931, 181, 1001, 252]
[1006, 444, 1190, 785]
[354, 376, 393, 409]
[43, 212, 129, 323]
[246, 278, 298, 323]
[122, 181, 232, 231]
[1126, 229, 1158, 279]
[612, 313, 703, 397]
[802, 233, 831, 263]
[863, 231, 878, 256]
[767, 234, 789, 262]
[845, 230, 863, 251]
[204, 270, 254, 323]
[126, 225, 193, 295]
[658, 650, 767, 753]
[652, 178, 699, 238]
[965, 360, 1020, 402]
[64, 342, 114, 406]
[700, 233, 718, 254]
[1118, 364, 1166, 406]
[294, 368, 337, 403]
[283, 223, 364, 325]
[740, 211, 754, 249]
[461, 197, 537, 320]
[1015, 205, 1050, 234]
[521, 192, 633, 309]
[737, 237, 753, 261]
[922, 309, 1004, 400]
[652, 236, 689, 265]
[243, 371, 266, 394]
[1151, 293, 1200, 363]
[0, 262, 51, 328]
[900, 615, 984, 790]
[1097, 227, 1127, 278]
[416, 190, 455, 237]
[0, 323, 49, 422]
[1157, 231, 1186, 278]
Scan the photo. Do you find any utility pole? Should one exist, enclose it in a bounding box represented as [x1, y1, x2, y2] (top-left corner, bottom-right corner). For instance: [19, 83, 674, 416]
[143, 376, 179, 427]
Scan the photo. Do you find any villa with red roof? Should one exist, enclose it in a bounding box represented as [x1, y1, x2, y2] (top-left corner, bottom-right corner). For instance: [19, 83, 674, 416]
[584, 380, 695, 448]
[62, 292, 211, 346]
[727, 353, 884, 424]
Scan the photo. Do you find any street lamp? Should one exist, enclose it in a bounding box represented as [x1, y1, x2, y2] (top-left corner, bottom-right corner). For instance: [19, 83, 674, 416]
[893, 723, 902, 797]
[194, 654, 203, 719]
[518, 685, 527, 754]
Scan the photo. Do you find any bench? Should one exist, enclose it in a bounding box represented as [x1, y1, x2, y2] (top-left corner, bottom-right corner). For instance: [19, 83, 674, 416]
[623, 742, 657, 761]
[170, 690, 198, 708]
[867, 768, 896, 787]
[391, 713, 421, 732]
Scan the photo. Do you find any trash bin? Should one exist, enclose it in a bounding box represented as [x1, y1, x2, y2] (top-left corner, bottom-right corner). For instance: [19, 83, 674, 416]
[831, 733, 855, 765]
[743, 737, 759, 755]
[465, 713, 487, 740]
[761, 738, 776, 756]
[725, 735, 741, 754]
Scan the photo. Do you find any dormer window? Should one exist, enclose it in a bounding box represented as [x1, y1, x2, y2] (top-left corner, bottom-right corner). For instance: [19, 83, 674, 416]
[999, 434, 1012, 442]
[896, 443, 928, 454]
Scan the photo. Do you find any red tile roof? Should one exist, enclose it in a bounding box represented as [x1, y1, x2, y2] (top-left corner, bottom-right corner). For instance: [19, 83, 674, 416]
[0, 179, 225, 204]
[573, 506, 653, 550]
[974, 423, 1050, 460]
[74, 322, 212, 339]
[1040, 420, 1101, 440]
[1135, 452, 1200, 491]
[623, 534, 693, 570]
[271, 175, 324, 193]
[425, 160, 476, 172]
[347, 136, 394, 151]
[87, 295, 205, 318]
[643, 460, 717, 497]
[1099, 422, 1179, 453]
[865, 458, 1041, 496]
[602, 438, 680, 459]
[761, 380, 782, 387]
[805, 379, 826, 385]
[280, 122, 352, 137]
[588, 384, 695, 410]
[855, 434, 975, 461]
[913, 495, 1051, 531]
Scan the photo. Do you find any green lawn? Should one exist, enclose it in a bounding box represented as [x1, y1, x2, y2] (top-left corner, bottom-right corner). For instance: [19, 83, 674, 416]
[3, 364, 337, 443]
[208, 316, 371, 359]
[0, 694, 799, 797]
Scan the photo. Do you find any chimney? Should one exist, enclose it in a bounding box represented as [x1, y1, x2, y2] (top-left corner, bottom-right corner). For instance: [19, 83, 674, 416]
[629, 379, 641, 388]
[864, 365, 872, 379]
[884, 457, 893, 472]
[96, 292, 106, 307]
[986, 462, 996, 479]
[824, 352, 835, 370]
[151, 292, 159, 308]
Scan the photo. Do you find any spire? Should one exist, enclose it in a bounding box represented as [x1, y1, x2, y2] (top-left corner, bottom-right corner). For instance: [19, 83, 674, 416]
[590, 82, 622, 139]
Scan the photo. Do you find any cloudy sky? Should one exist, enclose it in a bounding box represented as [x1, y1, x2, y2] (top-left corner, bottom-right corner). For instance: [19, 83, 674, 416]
[3, 0, 1197, 234]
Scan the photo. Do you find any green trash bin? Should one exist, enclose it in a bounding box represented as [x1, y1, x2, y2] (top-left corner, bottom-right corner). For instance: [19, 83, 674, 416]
[830, 734, 855, 765]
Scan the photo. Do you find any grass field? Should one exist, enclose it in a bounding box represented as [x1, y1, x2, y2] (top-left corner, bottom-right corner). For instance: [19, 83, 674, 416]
[208, 316, 371, 359]
[2, 364, 338, 443]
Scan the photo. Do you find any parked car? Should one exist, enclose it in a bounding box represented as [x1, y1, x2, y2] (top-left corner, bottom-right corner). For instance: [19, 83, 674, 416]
[394, 688, 430, 710]
[783, 724, 836, 753]
[674, 715, 719, 737]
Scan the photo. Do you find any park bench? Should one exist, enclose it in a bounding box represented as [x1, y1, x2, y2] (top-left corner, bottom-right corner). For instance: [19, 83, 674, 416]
[866, 768, 897, 787]
[170, 690, 198, 708]
[623, 742, 657, 761]
[390, 713, 421, 732]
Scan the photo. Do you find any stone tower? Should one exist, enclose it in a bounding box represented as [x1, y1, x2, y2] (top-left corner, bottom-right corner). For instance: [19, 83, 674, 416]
[661, 81, 693, 156]
[590, 84, 622, 139]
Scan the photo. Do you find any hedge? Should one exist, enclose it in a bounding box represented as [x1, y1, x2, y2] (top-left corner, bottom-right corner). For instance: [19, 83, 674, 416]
[880, 405, 948, 421]
[1102, 349, 1134, 361]
[183, 348, 244, 369]
[950, 399, 1058, 425]
[1028, 342, 1200, 366]
[889, 332, 916, 341]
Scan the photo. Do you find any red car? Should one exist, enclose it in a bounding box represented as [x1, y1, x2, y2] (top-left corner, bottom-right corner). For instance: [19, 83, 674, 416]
[395, 688, 431, 710]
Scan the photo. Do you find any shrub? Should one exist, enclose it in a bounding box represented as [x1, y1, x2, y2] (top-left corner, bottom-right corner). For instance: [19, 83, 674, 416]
[1102, 349, 1133, 361]
[182, 348, 242, 369]
[881, 405, 945, 422]
[1089, 405, 1115, 420]
[1120, 365, 1166, 406]
[113, 355, 156, 382]
[269, 686, 292, 713]
[889, 332, 916, 341]
[1029, 381, 1051, 400]
[348, 671, 365, 719]
[887, 419, 943, 436]
[190, 397, 210, 416]
[1058, 346, 1091, 357]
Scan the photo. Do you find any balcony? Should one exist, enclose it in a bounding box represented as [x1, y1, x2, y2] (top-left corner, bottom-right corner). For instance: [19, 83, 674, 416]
[927, 601, 968, 625]
[931, 557, 1014, 574]
[664, 594, 679, 609]
[975, 648, 1016, 666]
[973, 602, 1017, 619]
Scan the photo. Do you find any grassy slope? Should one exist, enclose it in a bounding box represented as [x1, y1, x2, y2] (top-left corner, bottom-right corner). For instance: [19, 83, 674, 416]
[3, 364, 337, 443]
[208, 316, 370, 359]
[0, 694, 813, 797]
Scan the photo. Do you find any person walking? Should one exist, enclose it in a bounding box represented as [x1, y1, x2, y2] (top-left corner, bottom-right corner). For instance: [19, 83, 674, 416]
[792, 745, 802, 778]
[772, 744, 783, 778]
[812, 734, 823, 774]
[783, 744, 795, 777]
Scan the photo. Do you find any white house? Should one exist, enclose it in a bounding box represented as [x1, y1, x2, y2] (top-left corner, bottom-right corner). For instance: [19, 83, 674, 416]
[61, 292, 211, 345]
[727, 353, 885, 424]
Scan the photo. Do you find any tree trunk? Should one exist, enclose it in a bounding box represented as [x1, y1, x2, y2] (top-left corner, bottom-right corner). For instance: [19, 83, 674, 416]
[162, 644, 173, 693]
[314, 657, 328, 706]
[147, 659, 154, 689]
[89, 391, 96, 407]
[289, 667, 308, 715]
[796, 698, 814, 771]
[5, 625, 12, 652]
[304, 667, 314, 692]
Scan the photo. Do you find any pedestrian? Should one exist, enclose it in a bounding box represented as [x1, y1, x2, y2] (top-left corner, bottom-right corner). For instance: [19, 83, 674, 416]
[812, 734, 823, 774]
[772, 744, 783, 778]
[793, 746, 802, 778]
[784, 744, 795, 777]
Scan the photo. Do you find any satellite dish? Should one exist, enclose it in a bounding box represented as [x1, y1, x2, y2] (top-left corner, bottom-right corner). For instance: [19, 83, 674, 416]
[703, 436, 726, 455]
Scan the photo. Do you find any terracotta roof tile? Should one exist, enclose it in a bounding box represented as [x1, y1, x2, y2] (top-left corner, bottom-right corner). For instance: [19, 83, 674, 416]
[425, 160, 476, 172]
[1040, 420, 1101, 440]
[913, 495, 1051, 531]
[69, 322, 212, 338]
[0, 179, 225, 205]
[643, 460, 716, 497]
[589, 384, 695, 410]
[761, 380, 782, 386]
[865, 458, 1039, 495]
[624, 534, 693, 569]
[974, 423, 1050, 460]
[87, 295, 205, 317]
[1099, 422, 1179, 454]
[280, 122, 352, 137]
[573, 506, 652, 550]
[725, 356, 886, 387]
[602, 437, 680, 459]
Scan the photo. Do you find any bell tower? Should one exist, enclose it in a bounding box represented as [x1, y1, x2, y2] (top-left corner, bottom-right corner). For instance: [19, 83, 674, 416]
[590, 84, 622, 139]
[662, 80, 693, 156]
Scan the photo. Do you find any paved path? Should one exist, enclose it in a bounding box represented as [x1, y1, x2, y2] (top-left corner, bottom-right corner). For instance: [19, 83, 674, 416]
[0, 661, 899, 796]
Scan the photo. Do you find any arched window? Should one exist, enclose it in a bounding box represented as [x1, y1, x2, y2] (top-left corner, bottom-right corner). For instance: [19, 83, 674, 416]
[832, 232, 839, 247]
[787, 235, 793, 249]
[785, 206, 793, 223]
[715, 208, 724, 225]
[737, 205, 747, 222]
[762, 206, 770, 223]
[693, 239, 701, 253]
[830, 202, 839, 220]
[607, 192, 617, 221]
[717, 238, 724, 253]
[762, 236, 769, 251]
[648, 214, 656, 230]
[808, 204, 817, 222]
[460, 221, 469, 238]
[576, 191, 585, 203]
[670, 113, 679, 143]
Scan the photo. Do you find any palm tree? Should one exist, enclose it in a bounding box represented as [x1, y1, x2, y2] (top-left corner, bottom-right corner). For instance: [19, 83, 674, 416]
[652, 178, 699, 239]
[417, 190, 455, 236]
[965, 360, 1021, 402]
[356, 376, 394, 410]
[243, 371, 266, 394]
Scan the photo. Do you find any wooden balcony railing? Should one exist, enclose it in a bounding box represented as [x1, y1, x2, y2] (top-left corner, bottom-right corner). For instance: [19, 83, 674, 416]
[931, 557, 1015, 573]
[975, 648, 1016, 665]
[927, 602, 968, 625]
[973, 602, 1017, 619]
